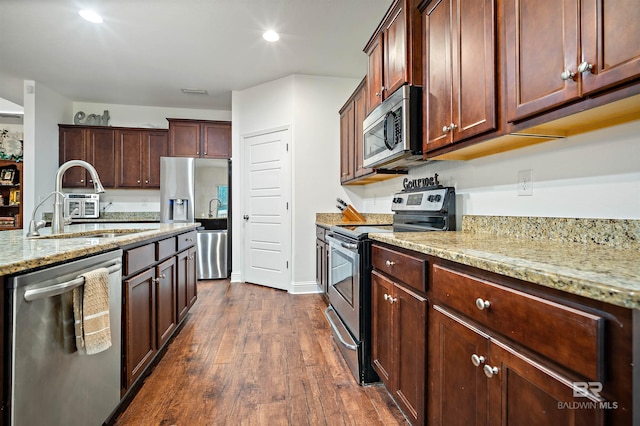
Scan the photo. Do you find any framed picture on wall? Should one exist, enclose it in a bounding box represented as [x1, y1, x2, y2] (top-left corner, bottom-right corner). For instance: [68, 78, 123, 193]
[0, 168, 15, 185]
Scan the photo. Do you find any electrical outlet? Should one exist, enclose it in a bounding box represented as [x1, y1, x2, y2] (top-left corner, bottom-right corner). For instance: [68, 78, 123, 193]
[517, 170, 533, 196]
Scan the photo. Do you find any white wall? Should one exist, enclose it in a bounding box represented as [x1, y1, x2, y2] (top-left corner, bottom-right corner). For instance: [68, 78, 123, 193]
[231, 74, 361, 291]
[71, 102, 231, 128]
[23, 81, 72, 225]
[353, 120, 640, 223]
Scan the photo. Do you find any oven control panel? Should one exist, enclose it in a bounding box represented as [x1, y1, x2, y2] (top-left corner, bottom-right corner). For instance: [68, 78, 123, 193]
[391, 188, 451, 212]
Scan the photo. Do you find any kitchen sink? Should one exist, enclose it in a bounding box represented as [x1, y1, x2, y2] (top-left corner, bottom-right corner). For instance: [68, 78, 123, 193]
[30, 229, 146, 240]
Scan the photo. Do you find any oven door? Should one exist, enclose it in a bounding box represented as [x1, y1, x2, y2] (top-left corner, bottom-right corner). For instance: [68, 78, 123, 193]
[326, 234, 360, 341]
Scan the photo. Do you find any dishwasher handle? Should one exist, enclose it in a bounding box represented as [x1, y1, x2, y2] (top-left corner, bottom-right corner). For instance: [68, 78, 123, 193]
[23, 260, 122, 302]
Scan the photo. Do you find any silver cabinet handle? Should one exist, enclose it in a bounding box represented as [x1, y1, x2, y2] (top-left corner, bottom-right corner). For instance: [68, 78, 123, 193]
[442, 123, 458, 133]
[442, 124, 449, 133]
[375, 92, 381, 97]
[137, 180, 141, 183]
[384, 293, 390, 301]
[385, 260, 395, 267]
[80, 179, 85, 183]
[154, 277, 161, 283]
[383, 293, 397, 304]
[561, 69, 576, 80]
[483, 365, 499, 378]
[145, 180, 149, 184]
[475, 298, 491, 311]
[471, 354, 486, 367]
[578, 61, 594, 74]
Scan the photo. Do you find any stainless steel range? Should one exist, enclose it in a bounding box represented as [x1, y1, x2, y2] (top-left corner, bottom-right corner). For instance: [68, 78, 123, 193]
[324, 186, 455, 384]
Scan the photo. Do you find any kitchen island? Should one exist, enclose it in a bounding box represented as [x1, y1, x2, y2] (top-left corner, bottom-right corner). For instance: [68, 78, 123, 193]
[368, 216, 639, 425]
[0, 222, 200, 425]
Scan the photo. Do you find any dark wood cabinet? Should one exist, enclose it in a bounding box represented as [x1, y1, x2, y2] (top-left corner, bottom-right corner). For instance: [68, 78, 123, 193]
[122, 231, 197, 394]
[364, 0, 422, 114]
[0, 160, 23, 229]
[168, 119, 231, 159]
[59, 125, 167, 189]
[371, 245, 428, 425]
[124, 267, 156, 389]
[59, 125, 116, 188]
[155, 257, 177, 349]
[422, 0, 497, 153]
[505, 0, 640, 121]
[339, 99, 355, 183]
[117, 129, 167, 188]
[176, 246, 197, 322]
[315, 225, 329, 301]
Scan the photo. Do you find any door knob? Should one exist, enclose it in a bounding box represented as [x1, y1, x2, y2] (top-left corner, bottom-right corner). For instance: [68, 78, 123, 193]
[243, 215, 249, 221]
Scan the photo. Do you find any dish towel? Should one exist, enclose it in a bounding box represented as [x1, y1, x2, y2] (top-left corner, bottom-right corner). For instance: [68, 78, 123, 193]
[72, 267, 112, 355]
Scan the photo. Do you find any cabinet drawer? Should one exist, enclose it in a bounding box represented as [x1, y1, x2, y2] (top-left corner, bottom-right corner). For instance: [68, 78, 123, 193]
[432, 264, 604, 381]
[156, 236, 177, 261]
[372, 245, 427, 292]
[316, 226, 326, 241]
[177, 230, 197, 252]
[125, 243, 156, 276]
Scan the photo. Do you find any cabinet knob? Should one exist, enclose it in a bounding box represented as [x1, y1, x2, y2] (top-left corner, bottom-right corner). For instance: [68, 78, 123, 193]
[442, 123, 457, 133]
[154, 277, 161, 283]
[204, 152, 207, 155]
[145, 180, 149, 184]
[471, 354, 486, 367]
[561, 69, 576, 81]
[89, 179, 93, 183]
[475, 298, 491, 311]
[137, 180, 141, 183]
[80, 179, 84, 183]
[384, 294, 397, 304]
[375, 92, 382, 97]
[483, 365, 499, 378]
[578, 61, 594, 74]
[385, 260, 395, 267]
[442, 125, 449, 133]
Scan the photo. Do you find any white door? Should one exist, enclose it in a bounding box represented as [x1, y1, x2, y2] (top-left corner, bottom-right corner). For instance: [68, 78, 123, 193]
[242, 128, 291, 290]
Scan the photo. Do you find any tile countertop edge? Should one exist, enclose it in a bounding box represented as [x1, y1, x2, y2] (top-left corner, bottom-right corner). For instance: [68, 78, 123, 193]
[369, 232, 640, 310]
[0, 223, 199, 276]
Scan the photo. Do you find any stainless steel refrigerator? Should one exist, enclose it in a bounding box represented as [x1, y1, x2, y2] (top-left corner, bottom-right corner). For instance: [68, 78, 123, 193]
[160, 157, 230, 279]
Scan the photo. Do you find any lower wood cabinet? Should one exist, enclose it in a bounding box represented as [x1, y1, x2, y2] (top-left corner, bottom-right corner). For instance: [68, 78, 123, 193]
[122, 231, 197, 393]
[371, 245, 428, 426]
[315, 225, 329, 301]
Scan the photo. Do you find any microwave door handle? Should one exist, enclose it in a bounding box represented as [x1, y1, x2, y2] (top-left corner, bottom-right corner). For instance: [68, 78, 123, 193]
[383, 111, 397, 150]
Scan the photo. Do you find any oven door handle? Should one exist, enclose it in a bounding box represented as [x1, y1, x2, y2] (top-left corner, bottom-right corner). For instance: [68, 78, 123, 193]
[326, 235, 359, 256]
[325, 306, 358, 351]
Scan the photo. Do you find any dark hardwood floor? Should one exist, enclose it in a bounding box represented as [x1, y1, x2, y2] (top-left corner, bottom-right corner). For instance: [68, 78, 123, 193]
[114, 280, 408, 425]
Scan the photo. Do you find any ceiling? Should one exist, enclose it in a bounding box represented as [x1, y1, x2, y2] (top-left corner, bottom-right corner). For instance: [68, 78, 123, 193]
[0, 0, 391, 111]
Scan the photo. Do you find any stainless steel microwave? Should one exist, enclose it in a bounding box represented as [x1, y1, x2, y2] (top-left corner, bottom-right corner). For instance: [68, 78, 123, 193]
[362, 85, 423, 170]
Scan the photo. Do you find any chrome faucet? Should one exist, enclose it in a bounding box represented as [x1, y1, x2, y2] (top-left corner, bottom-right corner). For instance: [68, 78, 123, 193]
[26, 191, 66, 237]
[52, 160, 105, 234]
[208, 198, 221, 218]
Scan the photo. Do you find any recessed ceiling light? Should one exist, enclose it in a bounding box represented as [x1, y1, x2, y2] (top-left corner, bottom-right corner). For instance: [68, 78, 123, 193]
[263, 30, 280, 42]
[79, 9, 103, 24]
[181, 88, 208, 95]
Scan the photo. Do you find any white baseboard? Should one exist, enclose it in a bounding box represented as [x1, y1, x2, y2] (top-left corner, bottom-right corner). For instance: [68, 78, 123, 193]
[230, 271, 242, 283]
[290, 280, 322, 294]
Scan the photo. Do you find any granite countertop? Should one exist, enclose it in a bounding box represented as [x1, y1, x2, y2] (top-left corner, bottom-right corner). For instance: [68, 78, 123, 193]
[0, 222, 198, 276]
[369, 216, 640, 310]
[42, 211, 160, 223]
[316, 212, 393, 228]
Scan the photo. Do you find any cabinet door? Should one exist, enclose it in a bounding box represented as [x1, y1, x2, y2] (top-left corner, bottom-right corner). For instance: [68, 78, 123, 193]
[59, 127, 87, 187]
[580, 0, 640, 95]
[395, 283, 427, 425]
[117, 129, 144, 188]
[353, 84, 372, 178]
[452, 0, 496, 142]
[371, 271, 395, 388]
[202, 122, 231, 159]
[488, 339, 604, 426]
[424, 0, 453, 151]
[505, 0, 580, 121]
[384, 3, 407, 97]
[366, 34, 384, 112]
[86, 128, 116, 188]
[169, 121, 201, 157]
[176, 249, 189, 323]
[429, 305, 490, 426]
[156, 257, 177, 349]
[186, 246, 198, 307]
[339, 102, 355, 183]
[143, 130, 168, 187]
[316, 238, 323, 288]
[124, 268, 156, 389]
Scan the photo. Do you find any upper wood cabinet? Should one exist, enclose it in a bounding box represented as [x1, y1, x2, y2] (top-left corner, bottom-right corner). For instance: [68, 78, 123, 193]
[422, 0, 497, 153]
[340, 79, 371, 183]
[117, 129, 167, 188]
[59, 125, 116, 188]
[59, 125, 167, 189]
[505, 0, 640, 121]
[168, 119, 231, 159]
[364, 0, 422, 113]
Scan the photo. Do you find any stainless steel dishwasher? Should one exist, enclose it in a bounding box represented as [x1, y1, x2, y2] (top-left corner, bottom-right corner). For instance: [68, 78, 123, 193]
[6, 249, 123, 426]
[197, 229, 228, 279]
